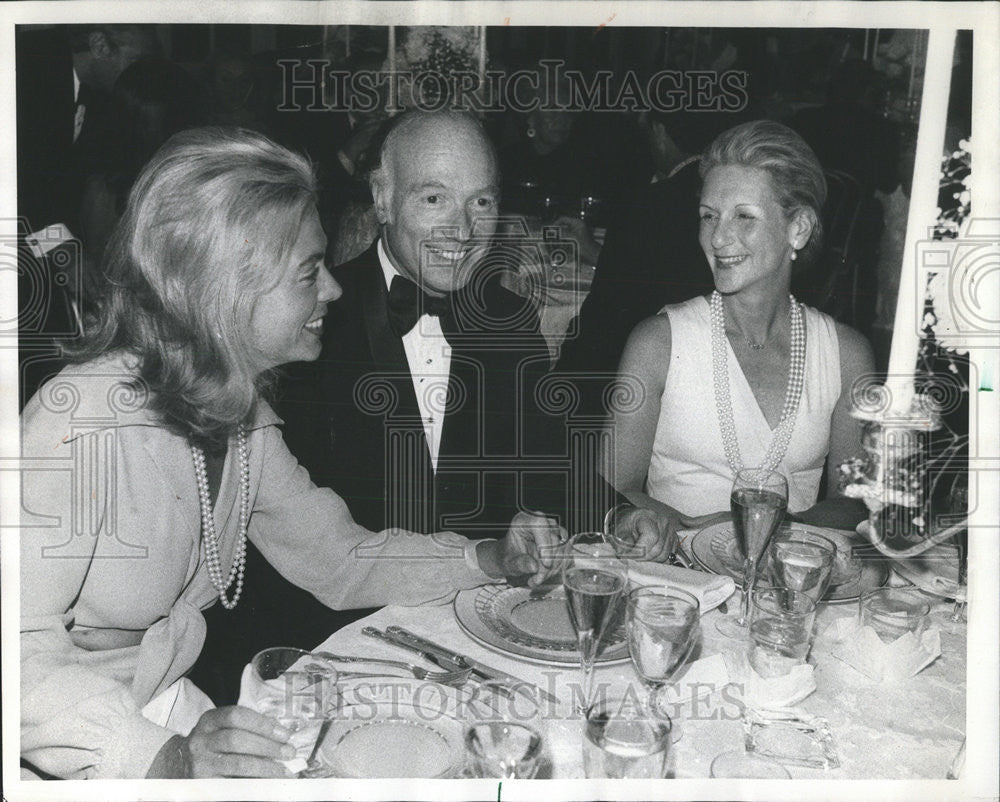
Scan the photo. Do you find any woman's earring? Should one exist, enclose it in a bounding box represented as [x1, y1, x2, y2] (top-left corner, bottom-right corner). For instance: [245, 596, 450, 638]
[526, 126, 536, 139]
[790, 249, 798, 262]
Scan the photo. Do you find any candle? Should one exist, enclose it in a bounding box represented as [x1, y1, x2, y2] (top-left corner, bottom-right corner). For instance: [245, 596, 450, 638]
[907, 30, 919, 107]
[884, 29, 956, 414]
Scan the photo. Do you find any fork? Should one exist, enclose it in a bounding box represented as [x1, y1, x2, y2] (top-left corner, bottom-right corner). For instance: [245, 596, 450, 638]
[312, 650, 472, 686]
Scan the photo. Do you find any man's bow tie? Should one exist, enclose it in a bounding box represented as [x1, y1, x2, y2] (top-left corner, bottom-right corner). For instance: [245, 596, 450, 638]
[387, 274, 454, 337]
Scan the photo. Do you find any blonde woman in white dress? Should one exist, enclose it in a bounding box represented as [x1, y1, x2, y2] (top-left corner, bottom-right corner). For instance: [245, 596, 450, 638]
[605, 120, 874, 534]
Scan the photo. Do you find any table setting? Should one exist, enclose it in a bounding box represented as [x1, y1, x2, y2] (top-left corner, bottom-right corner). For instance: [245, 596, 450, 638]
[234, 476, 967, 783]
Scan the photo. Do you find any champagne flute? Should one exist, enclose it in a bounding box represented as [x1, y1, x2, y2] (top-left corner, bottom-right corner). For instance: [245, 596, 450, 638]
[563, 533, 627, 712]
[716, 468, 789, 639]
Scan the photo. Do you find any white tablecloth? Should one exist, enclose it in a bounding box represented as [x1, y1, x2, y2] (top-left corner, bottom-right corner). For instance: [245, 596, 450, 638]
[315, 589, 966, 780]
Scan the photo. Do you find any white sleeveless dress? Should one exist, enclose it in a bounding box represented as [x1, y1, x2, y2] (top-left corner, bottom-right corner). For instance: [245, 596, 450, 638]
[643, 296, 841, 515]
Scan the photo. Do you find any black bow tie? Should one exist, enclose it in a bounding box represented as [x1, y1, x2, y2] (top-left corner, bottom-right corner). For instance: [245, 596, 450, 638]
[387, 274, 454, 337]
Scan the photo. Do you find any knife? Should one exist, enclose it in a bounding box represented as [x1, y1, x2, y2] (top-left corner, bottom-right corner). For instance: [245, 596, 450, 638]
[361, 626, 452, 667]
[384, 626, 559, 706]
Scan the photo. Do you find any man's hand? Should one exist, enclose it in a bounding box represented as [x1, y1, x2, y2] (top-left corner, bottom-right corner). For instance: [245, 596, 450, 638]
[478, 511, 567, 587]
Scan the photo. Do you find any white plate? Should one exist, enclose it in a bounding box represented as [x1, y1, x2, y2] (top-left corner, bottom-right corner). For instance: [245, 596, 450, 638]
[454, 584, 630, 666]
[690, 522, 888, 603]
[309, 681, 467, 778]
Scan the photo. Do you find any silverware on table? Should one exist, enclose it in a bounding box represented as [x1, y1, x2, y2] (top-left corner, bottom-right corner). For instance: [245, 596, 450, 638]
[311, 650, 471, 686]
[383, 626, 560, 706]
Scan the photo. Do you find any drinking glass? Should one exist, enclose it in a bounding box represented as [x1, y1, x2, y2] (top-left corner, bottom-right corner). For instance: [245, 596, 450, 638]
[859, 587, 931, 643]
[464, 721, 543, 779]
[710, 750, 790, 779]
[716, 468, 789, 638]
[626, 587, 700, 723]
[247, 647, 338, 733]
[563, 533, 628, 711]
[768, 534, 835, 603]
[583, 696, 672, 778]
[747, 588, 817, 678]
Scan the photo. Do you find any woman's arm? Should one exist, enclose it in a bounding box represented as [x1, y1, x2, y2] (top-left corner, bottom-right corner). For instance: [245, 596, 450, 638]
[796, 323, 876, 529]
[600, 315, 680, 516]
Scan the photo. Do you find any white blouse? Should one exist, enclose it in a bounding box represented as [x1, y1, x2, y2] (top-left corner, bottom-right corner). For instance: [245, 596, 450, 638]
[644, 296, 841, 515]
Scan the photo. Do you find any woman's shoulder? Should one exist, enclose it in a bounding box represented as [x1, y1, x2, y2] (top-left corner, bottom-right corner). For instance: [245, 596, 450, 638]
[21, 353, 153, 441]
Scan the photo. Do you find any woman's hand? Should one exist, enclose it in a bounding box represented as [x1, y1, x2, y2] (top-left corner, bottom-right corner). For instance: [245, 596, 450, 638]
[148, 706, 296, 778]
[608, 504, 678, 563]
[479, 511, 568, 587]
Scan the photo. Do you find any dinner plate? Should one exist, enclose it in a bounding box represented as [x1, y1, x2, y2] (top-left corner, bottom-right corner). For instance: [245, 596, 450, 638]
[454, 584, 630, 665]
[309, 681, 467, 778]
[890, 543, 962, 598]
[690, 522, 888, 603]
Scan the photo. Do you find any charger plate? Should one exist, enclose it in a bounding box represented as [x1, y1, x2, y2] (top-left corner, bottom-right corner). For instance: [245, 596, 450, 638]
[308, 680, 467, 778]
[691, 522, 887, 603]
[454, 584, 629, 665]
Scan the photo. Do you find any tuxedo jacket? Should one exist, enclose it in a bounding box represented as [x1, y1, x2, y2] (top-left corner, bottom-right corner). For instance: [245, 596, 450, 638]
[278, 241, 584, 539]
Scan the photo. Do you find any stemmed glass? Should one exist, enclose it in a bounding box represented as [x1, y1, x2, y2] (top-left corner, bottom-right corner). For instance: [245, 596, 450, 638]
[563, 533, 628, 712]
[626, 587, 700, 739]
[716, 468, 789, 639]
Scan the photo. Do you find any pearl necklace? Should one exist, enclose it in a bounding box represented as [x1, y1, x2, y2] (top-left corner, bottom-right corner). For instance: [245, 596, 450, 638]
[191, 425, 249, 610]
[710, 291, 805, 475]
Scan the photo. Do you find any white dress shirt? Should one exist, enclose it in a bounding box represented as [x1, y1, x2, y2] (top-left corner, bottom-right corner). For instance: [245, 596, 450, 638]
[377, 240, 452, 471]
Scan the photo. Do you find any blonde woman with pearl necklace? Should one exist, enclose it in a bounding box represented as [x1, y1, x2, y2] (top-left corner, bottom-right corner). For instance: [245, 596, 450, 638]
[19, 127, 568, 780]
[604, 120, 875, 537]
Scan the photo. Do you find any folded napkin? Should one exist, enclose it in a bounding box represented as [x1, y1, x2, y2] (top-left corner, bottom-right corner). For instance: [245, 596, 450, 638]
[823, 617, 942, 683]
[723, 650, 817, 709]
[659, 653, 731, 707]
[628, 562, 736, 614]
[237, 660, 337, 774]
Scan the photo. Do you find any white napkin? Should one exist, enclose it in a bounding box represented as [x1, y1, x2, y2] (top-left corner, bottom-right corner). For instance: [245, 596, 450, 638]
[723, 650, 817, 709]
[237, 661, 336, 774]
[659, 653, 731, 707]
[824, 617, 942, 683]
[628, 562, 736, 614]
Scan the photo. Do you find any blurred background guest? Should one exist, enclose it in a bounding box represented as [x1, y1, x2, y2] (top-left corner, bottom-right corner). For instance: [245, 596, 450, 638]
[555, 110, 726, 414]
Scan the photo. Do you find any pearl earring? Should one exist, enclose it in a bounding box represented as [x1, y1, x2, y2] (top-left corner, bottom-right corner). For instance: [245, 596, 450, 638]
[790, 249, 798, 261]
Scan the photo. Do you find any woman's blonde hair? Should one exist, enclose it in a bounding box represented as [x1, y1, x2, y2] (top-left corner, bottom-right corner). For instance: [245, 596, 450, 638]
[73, 126, 317, 446]
[700, 120, 827, 267]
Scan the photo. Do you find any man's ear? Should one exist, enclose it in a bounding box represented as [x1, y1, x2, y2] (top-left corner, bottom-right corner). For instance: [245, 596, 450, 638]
[88, 31, 113, 60]
[370, 171, 391, 225]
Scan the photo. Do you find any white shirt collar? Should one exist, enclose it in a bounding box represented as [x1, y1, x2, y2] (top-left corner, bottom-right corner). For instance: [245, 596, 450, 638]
[377, 238, 403, 292]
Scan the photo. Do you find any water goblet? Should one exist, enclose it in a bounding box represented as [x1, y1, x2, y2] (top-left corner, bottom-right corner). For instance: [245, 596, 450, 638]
[716, 468, 789, 639]
[747, 587, 817, 678]
[626, 587, 700, 732]
[563, 533, 628, 712]
[464, 721, 543, 779]
[583, 695, 672, 779]
[768, 534, 836, 604]
[859, 587, 930, 643]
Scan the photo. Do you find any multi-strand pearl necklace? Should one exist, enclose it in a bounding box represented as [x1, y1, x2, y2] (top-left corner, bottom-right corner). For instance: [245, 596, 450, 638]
[191, 425, 249, 610]
[710, 290, 805, 475]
